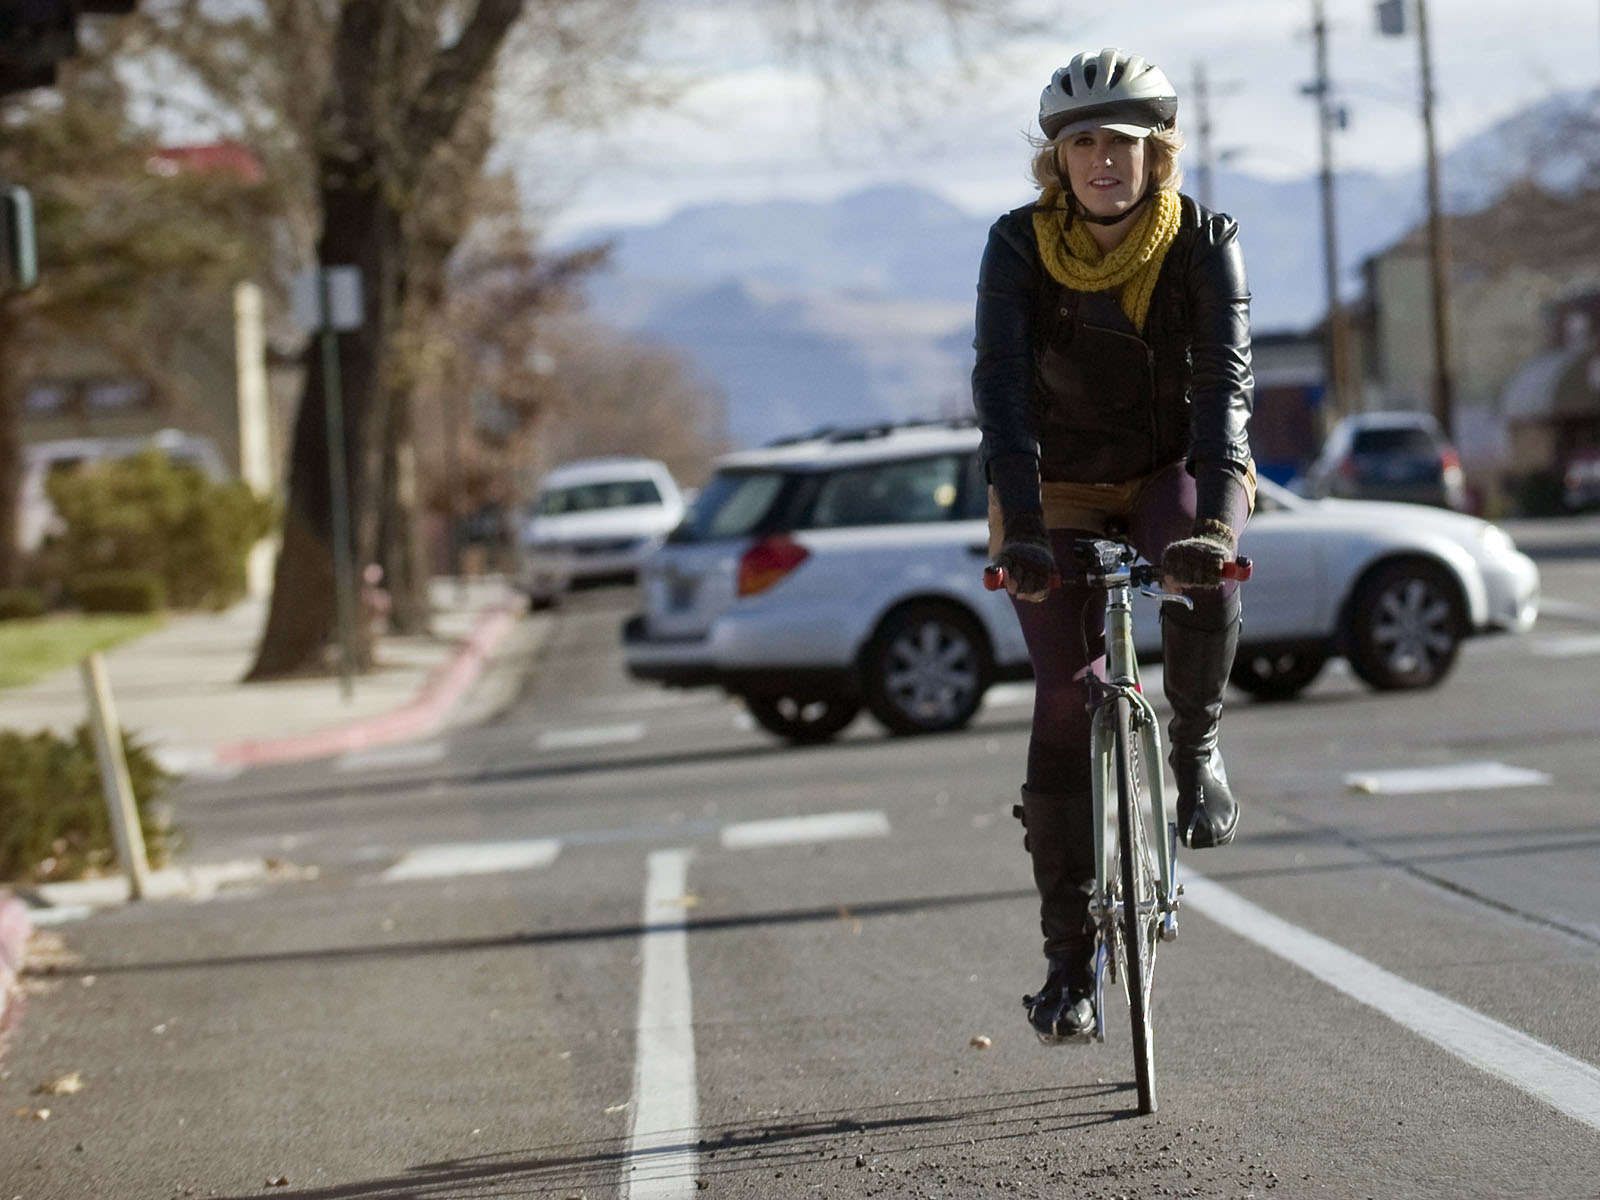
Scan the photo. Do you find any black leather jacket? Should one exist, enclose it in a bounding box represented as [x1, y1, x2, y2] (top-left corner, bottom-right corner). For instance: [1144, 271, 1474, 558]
[972, 192, 1254, 519]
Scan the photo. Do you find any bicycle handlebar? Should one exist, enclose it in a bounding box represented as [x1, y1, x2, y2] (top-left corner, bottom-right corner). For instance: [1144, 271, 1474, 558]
[983, 556, 1252, 592]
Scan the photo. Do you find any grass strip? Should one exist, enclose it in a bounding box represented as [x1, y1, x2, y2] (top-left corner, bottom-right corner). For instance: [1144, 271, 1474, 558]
[0, 613, 165, 689]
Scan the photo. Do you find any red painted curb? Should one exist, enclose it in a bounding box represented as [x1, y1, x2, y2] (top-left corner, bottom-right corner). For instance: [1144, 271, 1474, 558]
[0, 893, 33, 1039]
[215, 600, 522, 767]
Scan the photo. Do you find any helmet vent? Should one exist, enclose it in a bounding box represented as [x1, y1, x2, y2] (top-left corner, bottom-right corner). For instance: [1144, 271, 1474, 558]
[1082, 60, 1097, 88]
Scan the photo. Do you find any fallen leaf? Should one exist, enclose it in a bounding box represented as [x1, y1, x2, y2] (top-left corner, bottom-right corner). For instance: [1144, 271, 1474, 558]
[80, 975, 97, 988]
[1347, 776, 1379, 795]
[265, 1176, 289, 1187]
[663, 894, 699, 909]
[969, 1036, 992, 1050]
[603, 1101, 630, 1114]
[31, 1108, 51, 1121]
[35, 1072, 85, 1096]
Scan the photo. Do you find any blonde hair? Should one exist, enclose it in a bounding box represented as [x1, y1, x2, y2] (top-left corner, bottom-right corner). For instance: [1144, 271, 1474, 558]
[1028, 125, 1186, 198]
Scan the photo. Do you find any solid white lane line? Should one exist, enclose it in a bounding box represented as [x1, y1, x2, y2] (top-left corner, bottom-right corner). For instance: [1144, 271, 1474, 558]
[1344, 761, 1551, 795]
[538, 723, 646, 751]
[720, 810, 890, 849]
[1539, 597, 1600, 623]
[623, 849, 699, 1200]
[380, 839, 561, 883]
[336, 740, 447, 772]
[982, 682, 1035, 708]
[1182, 871, 1600, 1132]
[1531, 633, 1600, 657]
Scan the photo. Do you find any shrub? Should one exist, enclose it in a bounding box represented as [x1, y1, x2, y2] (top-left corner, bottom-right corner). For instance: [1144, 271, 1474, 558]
[0, 725, 178, 883]
[45, 450, 277, 611]
[0, 587, 46, 620]
[73, 569, 167, 614]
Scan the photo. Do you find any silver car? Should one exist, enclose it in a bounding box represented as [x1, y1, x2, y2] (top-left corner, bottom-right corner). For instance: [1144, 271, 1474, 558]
[622, 421, 1539, 743]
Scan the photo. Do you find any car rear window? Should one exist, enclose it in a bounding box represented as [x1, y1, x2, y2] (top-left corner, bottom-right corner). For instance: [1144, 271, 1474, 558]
[670, 470, 786, 542]
[538, 478, 663, 514]
[806, 455, 963, 528]
[1351, 428, 1438, 457]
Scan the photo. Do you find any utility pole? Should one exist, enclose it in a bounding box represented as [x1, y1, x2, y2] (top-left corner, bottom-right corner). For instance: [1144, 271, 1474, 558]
[1193, 62, 1215, 210]
[1416, 0, 1455, 439]
[1305, 0, 1355, 422]
[1378, 0, 1455, 436]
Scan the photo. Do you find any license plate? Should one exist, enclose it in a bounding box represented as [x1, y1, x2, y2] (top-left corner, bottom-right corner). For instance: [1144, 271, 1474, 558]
[667, 576, 697, 611]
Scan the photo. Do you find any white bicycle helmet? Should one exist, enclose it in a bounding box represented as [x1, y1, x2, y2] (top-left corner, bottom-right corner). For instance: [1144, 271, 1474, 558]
[1038, 48, 1178, 140]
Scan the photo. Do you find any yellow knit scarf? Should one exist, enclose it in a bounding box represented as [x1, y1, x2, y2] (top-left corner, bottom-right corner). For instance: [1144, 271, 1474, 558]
[1031, 187, 1181, 332]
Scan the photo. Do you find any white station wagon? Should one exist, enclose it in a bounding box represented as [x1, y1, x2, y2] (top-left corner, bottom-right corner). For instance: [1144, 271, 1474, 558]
[622, 421, 1539, 744]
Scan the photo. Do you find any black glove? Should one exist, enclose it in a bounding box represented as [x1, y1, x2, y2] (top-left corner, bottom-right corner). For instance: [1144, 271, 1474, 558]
[997, 512, 1056, 602]
[1161, 519, 1236, 589]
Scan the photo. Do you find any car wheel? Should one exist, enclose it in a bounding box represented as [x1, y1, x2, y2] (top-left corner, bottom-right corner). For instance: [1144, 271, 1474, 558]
[743, 693, 862, 745]
[862, 603, 991, 736]
[1229, 647, 1328, 701]
[1346, 560, 1464, 691]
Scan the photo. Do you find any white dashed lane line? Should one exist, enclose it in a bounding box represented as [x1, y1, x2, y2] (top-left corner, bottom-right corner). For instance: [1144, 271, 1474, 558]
[1531, 633, 1600, 657]
[1344, 761, 1552, 795]
[720, 810, 891, 849]
[537, 723, 646, 751]
[336, 740, 447, 772]
[1184, 870, 1600, 1133]
[379, 839, 562, 883]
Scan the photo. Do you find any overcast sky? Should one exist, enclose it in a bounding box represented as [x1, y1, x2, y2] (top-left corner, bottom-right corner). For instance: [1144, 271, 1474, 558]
[502, 0, 1600, 240]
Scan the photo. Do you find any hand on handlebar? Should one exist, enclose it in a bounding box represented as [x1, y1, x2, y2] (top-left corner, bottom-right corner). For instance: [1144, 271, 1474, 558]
[994, 513, 1056, 603]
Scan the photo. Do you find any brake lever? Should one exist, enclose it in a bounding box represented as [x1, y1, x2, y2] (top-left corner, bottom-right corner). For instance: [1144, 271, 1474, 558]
[1140, 586, 1195, 610]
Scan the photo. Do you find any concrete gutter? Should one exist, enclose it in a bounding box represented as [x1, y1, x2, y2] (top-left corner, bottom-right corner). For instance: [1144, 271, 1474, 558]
[0, 892, 33, 1043]
[214, 599, 522, 768]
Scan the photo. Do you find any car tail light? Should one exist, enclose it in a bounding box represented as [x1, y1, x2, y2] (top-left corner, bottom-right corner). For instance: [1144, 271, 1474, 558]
[738, 534, 809, 596]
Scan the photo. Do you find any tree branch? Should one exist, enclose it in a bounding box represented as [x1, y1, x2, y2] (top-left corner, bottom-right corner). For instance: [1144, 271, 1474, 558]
[403, 0, 529, 171]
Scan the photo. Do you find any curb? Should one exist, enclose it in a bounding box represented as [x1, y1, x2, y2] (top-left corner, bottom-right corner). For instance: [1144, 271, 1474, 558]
[0, 892, 33, 1038]
[214, 600, 522, 768]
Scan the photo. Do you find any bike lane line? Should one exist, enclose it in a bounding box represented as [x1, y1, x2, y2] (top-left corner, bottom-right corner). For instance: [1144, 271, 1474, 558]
[623, 848, 700, 1200]
[1182, 870, 1600, 1132]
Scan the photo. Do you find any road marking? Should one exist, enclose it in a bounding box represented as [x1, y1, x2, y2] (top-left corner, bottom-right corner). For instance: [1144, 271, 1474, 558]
[150, 746, 243, 782]
[1539, 597, 1600, 623]
[336, 740, 447, 772]
[538, 723, 646, 751]
[1183, 871, 1600, 1133]
[720, 810, 891, 849]
[623, 849, 699, 1199]
[380, 839, 561, 883]
[982, 682, 1034, 708]
[24, 905, 94, 927]
[1343, 761, 1551, 795]
[1531, 633, 1600, 658]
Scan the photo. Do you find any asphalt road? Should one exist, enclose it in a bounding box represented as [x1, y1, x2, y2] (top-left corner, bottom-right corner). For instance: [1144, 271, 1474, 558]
[3, 523, 1599, 1199]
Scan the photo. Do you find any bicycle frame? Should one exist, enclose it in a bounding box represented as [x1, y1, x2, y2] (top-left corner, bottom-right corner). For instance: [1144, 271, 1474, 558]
[1085, 559, 1180, 1037]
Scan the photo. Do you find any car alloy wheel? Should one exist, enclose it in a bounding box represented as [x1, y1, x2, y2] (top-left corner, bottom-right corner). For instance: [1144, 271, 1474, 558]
[864, 603, 990, 735]
[743, 693, 862, 745]
[1347, 560, 1463, 690]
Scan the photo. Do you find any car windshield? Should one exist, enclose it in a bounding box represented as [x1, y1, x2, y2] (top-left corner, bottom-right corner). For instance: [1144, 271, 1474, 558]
[1351, 428, 1437, 457]
[671, 470, 785, 542]
[538, 478, 662, 515]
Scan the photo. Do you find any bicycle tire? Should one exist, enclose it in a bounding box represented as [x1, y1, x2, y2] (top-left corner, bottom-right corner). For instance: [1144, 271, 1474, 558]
[1115, 695, 1158, 1115]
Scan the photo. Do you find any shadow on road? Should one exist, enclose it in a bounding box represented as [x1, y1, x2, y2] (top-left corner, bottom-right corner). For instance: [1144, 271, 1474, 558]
[24, 888, 1037, 980]
[207, 1083, 1129, 1198]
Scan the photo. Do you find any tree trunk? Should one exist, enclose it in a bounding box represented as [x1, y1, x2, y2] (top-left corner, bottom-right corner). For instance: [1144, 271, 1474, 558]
[246, 174, 400, 679]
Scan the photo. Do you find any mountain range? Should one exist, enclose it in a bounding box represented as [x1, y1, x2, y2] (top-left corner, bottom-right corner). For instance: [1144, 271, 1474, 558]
[570, 88, 1597, 448]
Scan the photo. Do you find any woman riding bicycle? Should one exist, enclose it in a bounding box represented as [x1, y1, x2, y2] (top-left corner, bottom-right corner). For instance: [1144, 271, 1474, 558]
[971, 48, 1256, 1041]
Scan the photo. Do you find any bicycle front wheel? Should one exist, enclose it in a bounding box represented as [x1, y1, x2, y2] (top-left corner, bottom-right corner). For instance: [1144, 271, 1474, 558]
[1115, 695, 1159, 1115]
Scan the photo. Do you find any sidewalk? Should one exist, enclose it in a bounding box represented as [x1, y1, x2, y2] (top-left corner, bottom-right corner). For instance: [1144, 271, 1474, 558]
[0, 576, 533, 773]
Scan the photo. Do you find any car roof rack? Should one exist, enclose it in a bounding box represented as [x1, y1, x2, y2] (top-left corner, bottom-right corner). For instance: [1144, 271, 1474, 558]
[761, 415, 975, 448]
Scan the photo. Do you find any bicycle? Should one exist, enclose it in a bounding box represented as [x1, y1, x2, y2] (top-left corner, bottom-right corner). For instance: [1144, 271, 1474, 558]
[985, 536, 1250, 1115]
